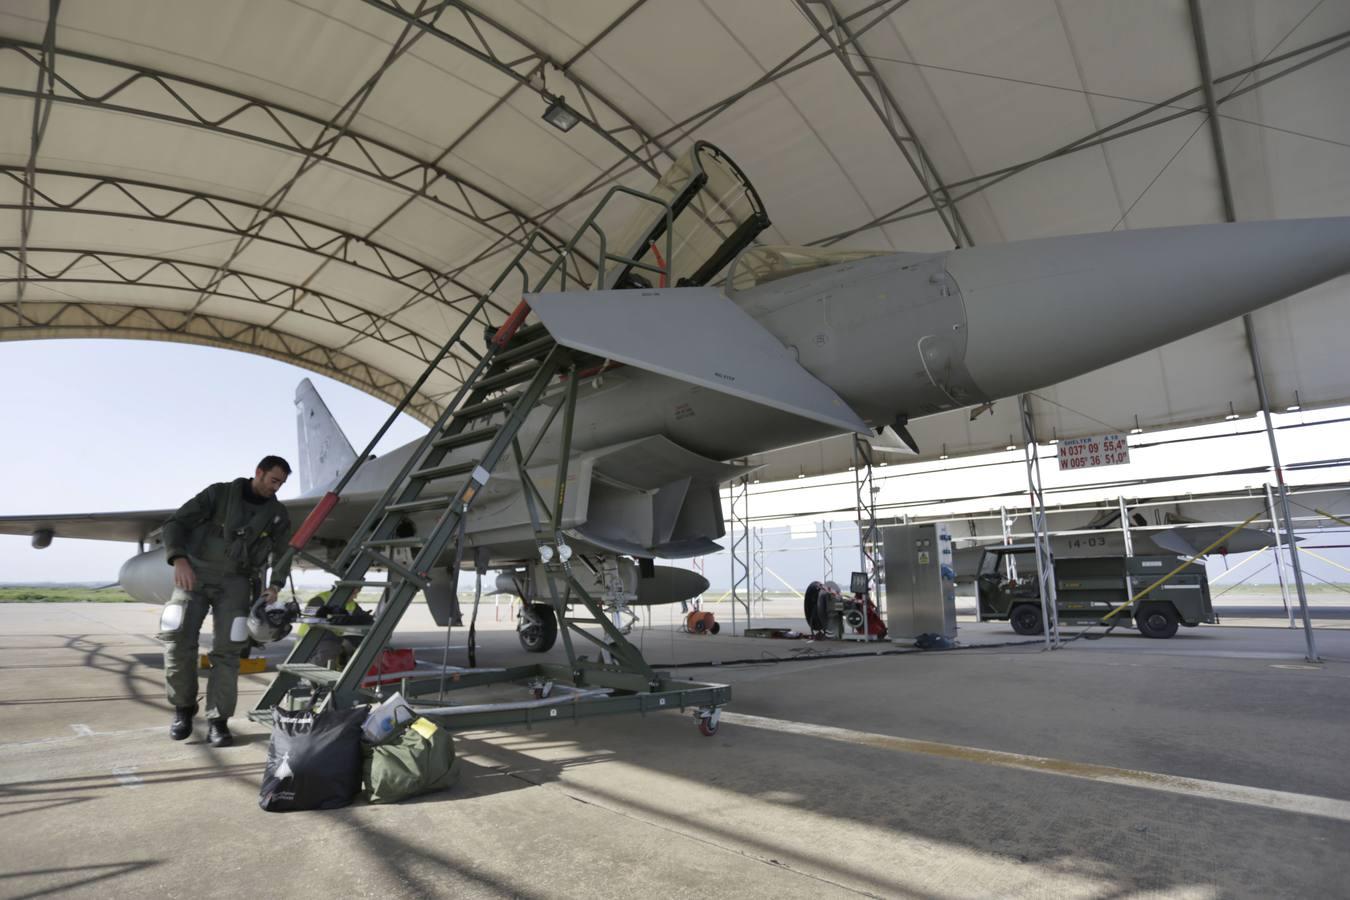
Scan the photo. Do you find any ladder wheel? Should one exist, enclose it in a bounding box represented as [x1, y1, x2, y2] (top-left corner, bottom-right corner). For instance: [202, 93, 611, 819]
[518, 604, 558, 653]
[698, 717, 718, 737]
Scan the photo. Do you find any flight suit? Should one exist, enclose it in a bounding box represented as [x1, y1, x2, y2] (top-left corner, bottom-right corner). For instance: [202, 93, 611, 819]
[159, 478, 291, 720]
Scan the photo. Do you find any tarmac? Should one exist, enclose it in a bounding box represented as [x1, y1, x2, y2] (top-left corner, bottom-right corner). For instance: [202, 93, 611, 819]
[1, 600, 1347, 899]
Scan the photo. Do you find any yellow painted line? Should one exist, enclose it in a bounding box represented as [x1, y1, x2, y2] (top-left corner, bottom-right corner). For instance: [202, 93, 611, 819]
[722, 712, 1350, 824]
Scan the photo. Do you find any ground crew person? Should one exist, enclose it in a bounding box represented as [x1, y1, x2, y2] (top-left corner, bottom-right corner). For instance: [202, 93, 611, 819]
[159, 456, 293, 746]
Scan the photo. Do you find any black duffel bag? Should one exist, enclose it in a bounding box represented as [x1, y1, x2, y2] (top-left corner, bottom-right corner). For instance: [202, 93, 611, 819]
[259, 700, 367, 812]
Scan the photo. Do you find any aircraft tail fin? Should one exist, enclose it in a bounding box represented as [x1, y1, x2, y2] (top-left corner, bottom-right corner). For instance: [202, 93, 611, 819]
[295, 378, 357, 495]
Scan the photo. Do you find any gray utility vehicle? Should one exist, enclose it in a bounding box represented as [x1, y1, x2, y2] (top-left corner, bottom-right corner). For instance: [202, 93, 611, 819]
[976, 545, 1215, 638]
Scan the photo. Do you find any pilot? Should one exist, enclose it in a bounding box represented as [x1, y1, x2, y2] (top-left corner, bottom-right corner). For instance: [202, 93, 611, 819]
[158, 456, 293, 747]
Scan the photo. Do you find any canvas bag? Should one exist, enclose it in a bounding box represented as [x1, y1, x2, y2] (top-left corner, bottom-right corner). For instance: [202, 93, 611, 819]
[362, 716, 460, 804]
[259, 702, 366, 812]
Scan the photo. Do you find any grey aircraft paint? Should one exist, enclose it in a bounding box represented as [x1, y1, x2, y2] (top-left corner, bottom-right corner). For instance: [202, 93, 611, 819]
[6, 217, 1350, 607]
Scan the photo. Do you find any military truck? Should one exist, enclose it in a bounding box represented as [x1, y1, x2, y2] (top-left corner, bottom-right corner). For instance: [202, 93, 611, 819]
[975, 545, 1215, 638]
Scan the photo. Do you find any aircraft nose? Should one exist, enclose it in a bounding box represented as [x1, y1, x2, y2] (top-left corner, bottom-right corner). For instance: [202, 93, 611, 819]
[947, 217, 1350, 398]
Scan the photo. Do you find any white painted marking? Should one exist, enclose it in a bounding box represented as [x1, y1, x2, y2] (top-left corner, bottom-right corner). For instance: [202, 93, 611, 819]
[111, 766, 144, 789]
[1270, 664, 1321, 670]
[69, 724, 94, 737]
[722, 712, 1350, 824]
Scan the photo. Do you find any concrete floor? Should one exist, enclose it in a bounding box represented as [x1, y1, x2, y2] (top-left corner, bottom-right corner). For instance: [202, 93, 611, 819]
[1, 602, 1348, 899]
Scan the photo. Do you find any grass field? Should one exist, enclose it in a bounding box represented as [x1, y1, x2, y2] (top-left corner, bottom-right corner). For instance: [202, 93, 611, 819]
[0, 586, 136, 603]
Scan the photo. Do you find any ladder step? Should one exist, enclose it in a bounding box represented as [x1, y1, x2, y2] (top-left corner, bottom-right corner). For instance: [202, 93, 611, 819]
[278, 663, 342, 685]
[413, 459, 478, 481]
[305, 622, 373, 637]
[384, 495, 455, 515]
[432, 425, 498, 451]
[334, 579, 390, 588]
[492, 334, 554, 366]
[363, 536, 424, 549]
[454, 393, 518, 420]
[475, 362, 542, 393]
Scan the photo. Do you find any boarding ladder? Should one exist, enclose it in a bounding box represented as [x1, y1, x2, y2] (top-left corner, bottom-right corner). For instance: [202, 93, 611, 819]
[251, 143, 766, 718]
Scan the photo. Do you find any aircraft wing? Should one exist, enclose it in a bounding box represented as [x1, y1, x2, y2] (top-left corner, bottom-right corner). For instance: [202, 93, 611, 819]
[0, 496, 328, 546]
[525, 286, 870, 435]
[0, 510, 175, 544]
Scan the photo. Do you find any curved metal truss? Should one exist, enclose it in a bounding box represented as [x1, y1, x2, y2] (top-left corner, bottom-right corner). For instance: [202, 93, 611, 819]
[365, 0, 674, 179]
[0, 165, 512, 326]
[0, 298, 438, 422]
[0, 245, 480, 386]
[0, 39, 594, 282]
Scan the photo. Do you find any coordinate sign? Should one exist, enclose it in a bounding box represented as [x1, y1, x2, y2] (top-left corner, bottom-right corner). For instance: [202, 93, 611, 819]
[1056, 433, 1130, 471]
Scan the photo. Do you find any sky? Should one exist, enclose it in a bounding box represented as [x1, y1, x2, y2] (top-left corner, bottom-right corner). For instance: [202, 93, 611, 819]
[1, 338, 1347, 591]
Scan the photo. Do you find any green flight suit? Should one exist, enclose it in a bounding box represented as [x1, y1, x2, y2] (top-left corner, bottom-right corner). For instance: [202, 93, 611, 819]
[159, 478, 291, 720]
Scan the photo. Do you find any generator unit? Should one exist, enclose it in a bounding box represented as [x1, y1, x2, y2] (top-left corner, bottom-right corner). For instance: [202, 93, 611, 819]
[881, 522, 958, 640]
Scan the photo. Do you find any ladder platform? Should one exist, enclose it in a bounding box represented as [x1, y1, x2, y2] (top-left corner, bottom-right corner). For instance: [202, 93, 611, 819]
[493, 334, 554, 365]
[385, 495, 455, 515]
[278, 662, 342, 685]
[454, 393, 519, 420]
[475, 363, 542, 393]
[413, 459, 479, 481]
[432, 425, 498, 451]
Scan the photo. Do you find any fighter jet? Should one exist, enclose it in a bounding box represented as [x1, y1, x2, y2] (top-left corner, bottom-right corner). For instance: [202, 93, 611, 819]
[6, 145, 1350, 652]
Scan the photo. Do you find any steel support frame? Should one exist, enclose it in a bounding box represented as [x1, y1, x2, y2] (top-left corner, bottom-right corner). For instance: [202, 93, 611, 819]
[852, 436, 882, 627]
[727, 472, 752, 634]
[752, 526, 765, 618]
[0, 166, 506, 328]
[364, 0, 673, 180]
[14, 0, 61, 320]
[1264, 482, 1295, 627]
[822, 519, 835, 584]
[1019, 395, 1061, 649]
[796, 0, 970, 248]
[1118, 496, 1135, 558]
[0, 40, 588, 283]
[0, 246, 470, 373]
[815, 26, 1350, 247]
[1187, 0, 1318, 662]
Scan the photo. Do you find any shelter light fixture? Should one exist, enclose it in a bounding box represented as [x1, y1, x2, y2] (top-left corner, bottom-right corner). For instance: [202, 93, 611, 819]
[1224, 402, 1240, 421]
[1130, 415, 1144, 435]
[938, 443, 949, 461]
[541, 93, 580, 132]
[1286, 391, 1302, 412]
[1005, 436, 1017, 451]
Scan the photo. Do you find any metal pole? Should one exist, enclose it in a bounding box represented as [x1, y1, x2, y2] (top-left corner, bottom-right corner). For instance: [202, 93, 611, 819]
[1020, 395, 1060, 649]
[1265, 482, 1294, 627]
[1118, 496, 1134, 557]
[1245, 328, 1319, 661]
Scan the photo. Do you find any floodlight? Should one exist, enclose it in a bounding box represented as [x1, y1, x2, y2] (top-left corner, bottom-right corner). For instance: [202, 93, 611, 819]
[542, 95, 580, 132]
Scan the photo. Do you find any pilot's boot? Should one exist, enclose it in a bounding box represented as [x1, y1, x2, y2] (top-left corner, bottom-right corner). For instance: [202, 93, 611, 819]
[170, 704, 197, 741]
[207, 718, 233, 748]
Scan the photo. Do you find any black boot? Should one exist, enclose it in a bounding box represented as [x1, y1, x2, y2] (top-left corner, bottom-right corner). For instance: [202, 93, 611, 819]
[207, 718, 233, 748]
[170, 705, 196, 741]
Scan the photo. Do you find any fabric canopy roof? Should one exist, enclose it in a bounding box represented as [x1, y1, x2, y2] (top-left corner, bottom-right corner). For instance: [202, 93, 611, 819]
[2, 0, 1347, 477]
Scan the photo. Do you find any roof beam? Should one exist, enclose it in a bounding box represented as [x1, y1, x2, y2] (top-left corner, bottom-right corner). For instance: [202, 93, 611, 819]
[0, 300, 440, 424]
[363, 0, 674, 178]
[180, 0, 447, 329]
[0, 246, 480, 380]
[0, 165, 508, 322]
[0, 39, 588, 276]
[814, 26, 1350, 246]
[15, 0, 61, 319]
[795, 0, 971, 248]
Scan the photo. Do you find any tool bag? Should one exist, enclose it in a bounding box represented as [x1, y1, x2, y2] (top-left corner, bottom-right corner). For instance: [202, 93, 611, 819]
[259, 700, 367, 812]
[362, 716, 460, 804]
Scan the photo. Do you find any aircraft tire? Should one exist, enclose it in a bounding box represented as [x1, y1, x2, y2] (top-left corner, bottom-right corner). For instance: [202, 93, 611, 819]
[1010, 603, 1044, 635]
[1135, 603, 1179, 639]
[518, 603, 558, 653]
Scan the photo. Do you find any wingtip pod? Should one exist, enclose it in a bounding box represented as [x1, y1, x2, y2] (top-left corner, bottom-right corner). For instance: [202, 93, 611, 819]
[949, 217, 1350, 398]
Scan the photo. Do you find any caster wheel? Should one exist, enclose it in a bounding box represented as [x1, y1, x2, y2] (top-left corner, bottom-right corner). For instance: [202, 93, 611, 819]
[532, 687, 544, 699]
[698, 718, 718, 737]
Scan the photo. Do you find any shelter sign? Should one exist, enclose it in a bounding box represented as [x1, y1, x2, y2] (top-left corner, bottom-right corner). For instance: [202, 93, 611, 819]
[1056, 434, 1130, 471]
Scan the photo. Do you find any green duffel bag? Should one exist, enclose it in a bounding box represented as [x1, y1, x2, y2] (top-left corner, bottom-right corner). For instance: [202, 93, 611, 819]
[363, 716, 460, 803]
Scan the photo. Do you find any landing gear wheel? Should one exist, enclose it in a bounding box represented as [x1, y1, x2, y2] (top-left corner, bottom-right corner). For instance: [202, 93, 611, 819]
[1136, 603, 1179, 639]
[1010, 604, 1044, 635]
[518, 604, 558, 653]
